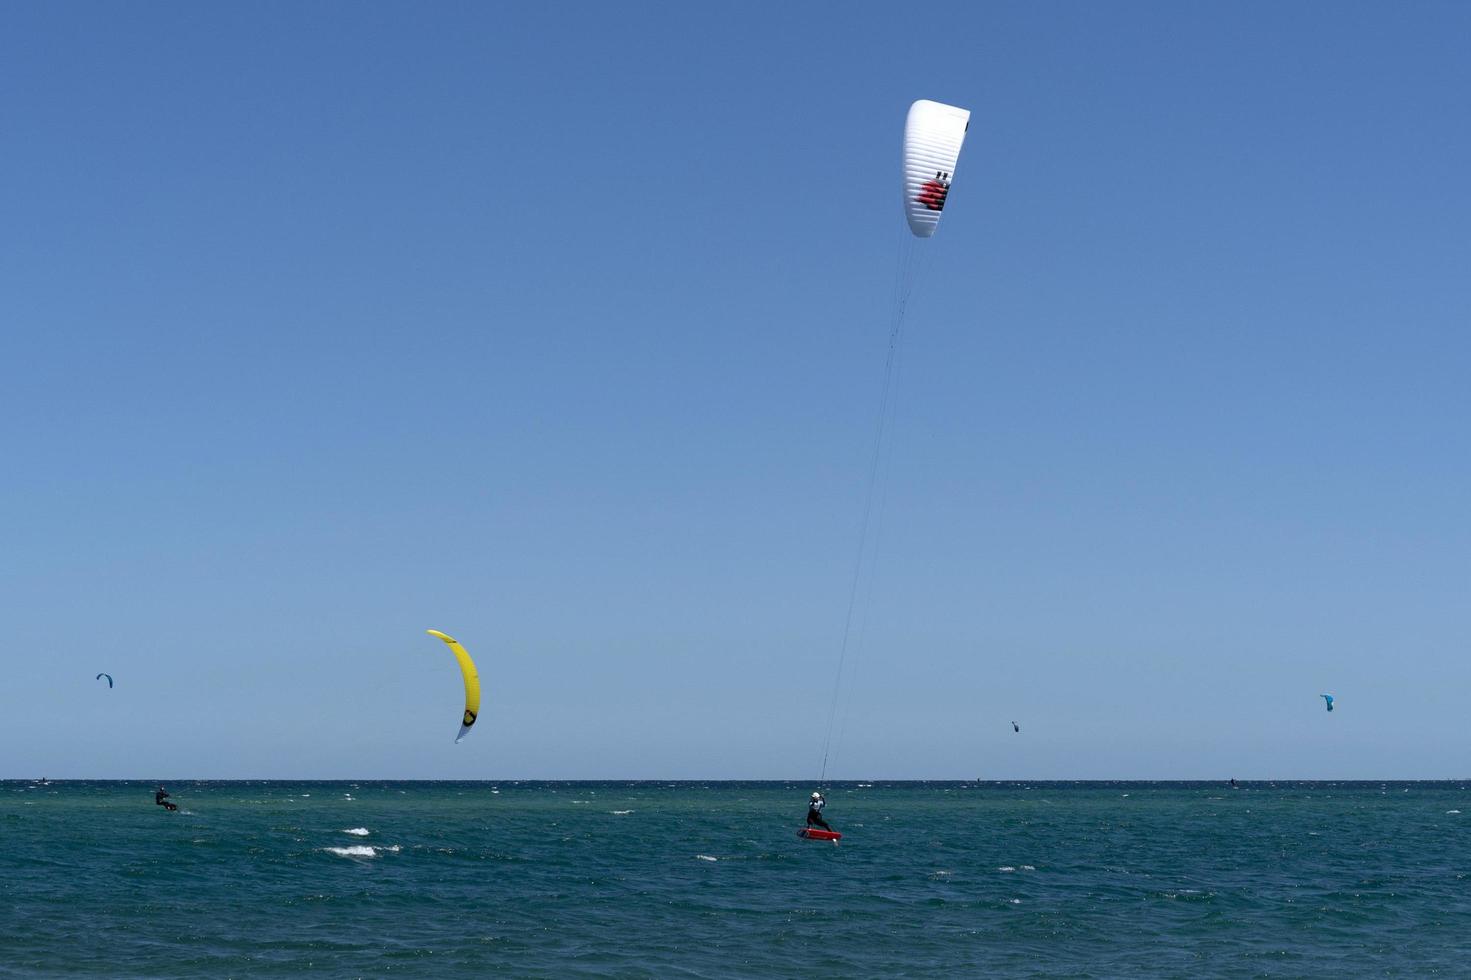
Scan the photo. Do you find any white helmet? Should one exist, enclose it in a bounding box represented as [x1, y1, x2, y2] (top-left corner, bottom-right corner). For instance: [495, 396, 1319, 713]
[811, 791, 821, 799]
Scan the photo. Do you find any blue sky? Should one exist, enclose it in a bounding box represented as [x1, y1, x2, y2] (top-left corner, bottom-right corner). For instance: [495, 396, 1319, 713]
[3, 2, 1469, 779]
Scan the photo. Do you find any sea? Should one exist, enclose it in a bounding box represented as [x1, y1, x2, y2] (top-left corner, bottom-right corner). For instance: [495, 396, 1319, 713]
[3, 781, 1469, 977]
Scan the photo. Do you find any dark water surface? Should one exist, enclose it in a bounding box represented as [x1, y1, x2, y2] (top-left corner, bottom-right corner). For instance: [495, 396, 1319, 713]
[3, 781, 1469, 976]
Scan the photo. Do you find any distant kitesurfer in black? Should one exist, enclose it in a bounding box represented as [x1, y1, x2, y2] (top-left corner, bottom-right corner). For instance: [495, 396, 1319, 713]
[1012, 721, 1020, 733]
[155, 785, 177, 811]
[806, 791, 833, 831]
[1230, 778, 1239, 789]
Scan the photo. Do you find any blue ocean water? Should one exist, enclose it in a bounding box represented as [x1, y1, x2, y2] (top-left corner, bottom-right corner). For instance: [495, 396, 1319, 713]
[3, 781, 1469, 976]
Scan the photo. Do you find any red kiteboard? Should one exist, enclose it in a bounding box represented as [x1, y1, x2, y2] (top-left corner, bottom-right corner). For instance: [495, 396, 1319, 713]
[798, 828, 842, 841]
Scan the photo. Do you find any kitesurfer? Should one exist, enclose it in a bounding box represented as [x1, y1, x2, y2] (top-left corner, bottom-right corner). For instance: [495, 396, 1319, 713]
[154, 785, 177, 810]
[806, 791, 833, 831]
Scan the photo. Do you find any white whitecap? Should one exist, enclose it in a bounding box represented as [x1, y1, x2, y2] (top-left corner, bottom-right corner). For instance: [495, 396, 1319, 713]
[1447, 810, 1462, 815]
[325, 845, 377, 858]
[342, 827, 370, 836]
[611, 810, 634, 815]
[997, 866, 1016, 873]
[1021, 865, 1036, 871]
[696, 854, 718, 862]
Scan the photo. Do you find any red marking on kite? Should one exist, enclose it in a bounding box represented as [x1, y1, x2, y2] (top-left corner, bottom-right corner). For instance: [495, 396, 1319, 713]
[917, 178, 949, 211]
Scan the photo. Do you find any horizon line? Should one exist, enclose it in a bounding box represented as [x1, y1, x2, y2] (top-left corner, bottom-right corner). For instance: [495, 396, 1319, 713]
[8, 776, 1469, 784]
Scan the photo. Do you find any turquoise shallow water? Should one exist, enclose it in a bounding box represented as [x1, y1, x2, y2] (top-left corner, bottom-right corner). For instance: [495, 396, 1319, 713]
[3, 781, 1470, 977]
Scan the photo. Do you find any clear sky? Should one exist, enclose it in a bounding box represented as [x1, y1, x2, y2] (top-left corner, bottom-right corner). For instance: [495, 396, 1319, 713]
[3, 2, 1469, 779]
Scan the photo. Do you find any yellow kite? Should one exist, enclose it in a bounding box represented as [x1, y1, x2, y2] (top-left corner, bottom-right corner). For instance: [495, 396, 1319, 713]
[427, 629, 481, 743]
